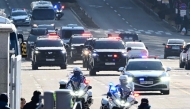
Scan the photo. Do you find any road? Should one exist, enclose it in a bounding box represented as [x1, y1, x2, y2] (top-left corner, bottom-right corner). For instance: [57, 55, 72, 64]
[1, 0, 190, 109]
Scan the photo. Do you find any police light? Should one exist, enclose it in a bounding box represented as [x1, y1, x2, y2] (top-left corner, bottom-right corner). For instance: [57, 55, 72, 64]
[54, 5, 57, 9]
[113, 54, 117, 58]
[134, 93, 139, 97]
[49, 32, 57, 35]
[82, 33, 92, 36]
[62, 6, 65, 9]
[48, 35, 60, 39]
[109, 82, 113, 86]
[110, 86, 117, 92]
[109, 37, 121, 40]
[84, 80, 90, 84]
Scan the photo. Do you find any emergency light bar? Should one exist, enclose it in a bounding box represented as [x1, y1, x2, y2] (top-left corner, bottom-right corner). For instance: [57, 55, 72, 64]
[33, 24, 38, 27]
[48, 35, 60, 39]
[130, 56, 158, 59]
[108, 37, 121, 40]
[82, 33, 92, 36]
[12, 8, 26, 11]
[67, 24, 78, 27]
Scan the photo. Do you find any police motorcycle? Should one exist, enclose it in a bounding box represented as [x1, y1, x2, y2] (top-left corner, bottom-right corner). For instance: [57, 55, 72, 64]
[54, 2, 64, 20]
[67, 68, 93, 109]
[101, 82, 138, 109]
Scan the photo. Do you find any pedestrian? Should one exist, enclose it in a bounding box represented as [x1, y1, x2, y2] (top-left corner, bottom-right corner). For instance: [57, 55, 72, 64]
[0, 93, 10, 109]
[175, 13, 182, 32]
[138, 98, 151, 109]
[180, 15, 189, 35]
[20, 98, 26, 109]
[23, 90, 43, 109]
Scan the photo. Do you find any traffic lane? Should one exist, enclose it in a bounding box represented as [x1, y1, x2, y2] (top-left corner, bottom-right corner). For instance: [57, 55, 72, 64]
[76, 0, 133, 30]
[104, 0, 171, 32]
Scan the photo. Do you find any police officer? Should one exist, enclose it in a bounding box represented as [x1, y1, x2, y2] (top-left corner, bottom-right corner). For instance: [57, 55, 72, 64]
[138, 98, 151, 109]
[57, 1, 62, 10]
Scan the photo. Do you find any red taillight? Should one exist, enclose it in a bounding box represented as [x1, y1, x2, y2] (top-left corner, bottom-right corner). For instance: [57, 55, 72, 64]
[82, 33, 92, 36]
[109, 37, 121, 40]
[48, 35, 60, 39]
[134, 93, 139, 97]
[113, 54, 117, 58]
[84, 80, 90, 84]
[166, 45, 171, 48]
[62, 6, 65, 9]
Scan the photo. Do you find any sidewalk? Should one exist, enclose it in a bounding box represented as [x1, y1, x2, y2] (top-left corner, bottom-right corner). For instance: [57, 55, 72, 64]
[138, 0, 177, 31]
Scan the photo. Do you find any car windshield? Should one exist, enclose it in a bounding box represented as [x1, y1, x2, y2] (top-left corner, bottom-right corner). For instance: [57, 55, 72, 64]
[30, 29, 47, 35]
[168, 40, 184, 44]
[12, 12, 27, 16]
[36, 40, 63, 47]
[94, 41, 125, 49]
[32, 9, 55, 20]
[28, 35, 38, 42]
[38, 26, 54, 30]
[126, 61, 164, 70]
[126, 43, 145, 47]
[72, 37, 88, 44]
[61, 30, 84, 39]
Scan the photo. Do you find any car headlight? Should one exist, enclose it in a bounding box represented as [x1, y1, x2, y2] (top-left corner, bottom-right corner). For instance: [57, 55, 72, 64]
[160, 77, 170, 81]
[61, 50, 66, 54]
[122, 53, 127, 56]
[26, 18, 30, 20]
[92, 53, 99, 57]
[35, 51, 39, 54]
[70, 90, 84, 96]
[128, 77, 133, 82]
[71, 47, 75, 49]
[84, 50, 89, 55]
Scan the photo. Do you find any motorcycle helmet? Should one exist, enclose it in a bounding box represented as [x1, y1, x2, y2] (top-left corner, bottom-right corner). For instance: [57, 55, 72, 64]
[119, 75, 128, 86]
[73, 67, 82, 77]
[141, 98, 148, 104]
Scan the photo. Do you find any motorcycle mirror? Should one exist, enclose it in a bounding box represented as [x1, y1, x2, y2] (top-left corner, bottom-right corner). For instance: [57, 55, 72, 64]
[88, 86, 92, 89]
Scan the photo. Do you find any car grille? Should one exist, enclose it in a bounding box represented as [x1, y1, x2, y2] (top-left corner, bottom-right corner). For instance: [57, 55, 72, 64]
[38, 50, 64, 59]
[133, 77, 160, 86]
[14, 19, 25, 23]
[97, 52, 122, 62]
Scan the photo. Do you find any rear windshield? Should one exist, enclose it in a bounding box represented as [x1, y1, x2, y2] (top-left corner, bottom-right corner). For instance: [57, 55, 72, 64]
[38, 26, 54, 30]
[126, 43, 145, 47]
[32, 9, 55, 20]
[61, 30, 84, 39]
[168, 40, 184, 44]
[36, 40, 63, 47]
[72, 37, 88, 44]
[30, 29, 48, 35]
[28, 35, 38, 41]
[94, 40, 125, 49]
[126, 61, 164, 70]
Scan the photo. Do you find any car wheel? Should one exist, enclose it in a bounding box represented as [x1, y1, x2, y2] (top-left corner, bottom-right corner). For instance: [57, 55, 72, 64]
[89, 68, 96, 76]
[164, 54, 167, 59]
[161, 90, 170, 95]
[32, 62, 38, 70]
[60, 64, 67, 69]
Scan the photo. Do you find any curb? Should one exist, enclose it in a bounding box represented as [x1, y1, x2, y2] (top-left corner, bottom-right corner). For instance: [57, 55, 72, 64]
[135, 0, 178, 31]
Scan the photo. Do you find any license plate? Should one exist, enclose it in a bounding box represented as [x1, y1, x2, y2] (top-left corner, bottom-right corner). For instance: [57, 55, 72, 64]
[46, 59, 55, 61]
[105, 62, 115, 65]
[172, 46, 179, 49]
[17, 21, 22, 23]
[140, 81, 153, 84]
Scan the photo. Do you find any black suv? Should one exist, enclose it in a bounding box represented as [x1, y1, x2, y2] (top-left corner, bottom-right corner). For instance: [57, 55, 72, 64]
[26, 28, 48, 60]
[82, 38, 97, 68]
[31, 37, 68, 70]
[87, 38, 127, 75]
[108, 33, 139, 42]
[67, 34, 92, 64]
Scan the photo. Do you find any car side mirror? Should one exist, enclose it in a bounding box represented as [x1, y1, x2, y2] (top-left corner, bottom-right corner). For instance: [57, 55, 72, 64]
[166, 67, 171, 71]
[17, 34, 24, 43]
[118, 67, 124, 71]
[127, 47, 132, 52]
[146, 47, 148, 49]
[88, 86, 92, 89]
[139, 40, 141, 42]
[21, 42, 27, 57]
[162, 43, 166, 46]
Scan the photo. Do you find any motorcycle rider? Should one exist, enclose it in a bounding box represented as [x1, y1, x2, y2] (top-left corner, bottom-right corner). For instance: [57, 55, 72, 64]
[57, 1, 62, 10]
[68, 67, 85, 81]
[138, 98, 151, 109]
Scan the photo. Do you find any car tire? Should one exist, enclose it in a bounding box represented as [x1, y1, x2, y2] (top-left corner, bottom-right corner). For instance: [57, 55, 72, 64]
[161, 90, 170, 95]
[89, 68, 96, 76]
[32, 62, 38, 70]
[164, 54, 167, 59]
[179, 61, 185, 68]
[60, 64, 67, 69]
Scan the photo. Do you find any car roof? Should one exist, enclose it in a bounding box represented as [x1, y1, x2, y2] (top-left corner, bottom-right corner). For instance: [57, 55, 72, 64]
[72, 35, 90, 38]
[37, 38, 61, 41]
[11, 10, 26, 13]
[38, 24, 54, 26]
[125, 42, 144, 44]
[168, 39, 185, 41]
[128, 58, 161, 62]
[61, 26, 84, 30]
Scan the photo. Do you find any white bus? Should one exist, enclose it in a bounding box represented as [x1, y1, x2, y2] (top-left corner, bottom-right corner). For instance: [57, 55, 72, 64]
[30, 1, 55, 23]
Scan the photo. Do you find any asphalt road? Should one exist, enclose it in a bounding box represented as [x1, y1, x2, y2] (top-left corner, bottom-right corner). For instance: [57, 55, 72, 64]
[77, 0, 190, 56]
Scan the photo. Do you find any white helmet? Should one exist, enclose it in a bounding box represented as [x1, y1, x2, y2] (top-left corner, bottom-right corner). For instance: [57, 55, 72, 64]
[119, 75, 128, 80]
[59, 80, 67, 85]
[73, 67, 81, 72]
[119, 75, 128, 86]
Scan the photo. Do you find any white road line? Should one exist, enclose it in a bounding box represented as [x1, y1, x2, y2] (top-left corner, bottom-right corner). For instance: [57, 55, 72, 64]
[103, 0, 105, 1]
[145, 32, 151, 34]
[114, 10, 117, 12]
[130, 25, 132, 27]
[94, 30, 101, 33]
[126, 21, 128, 24]
[106, 3, 109, 5]
[110, 6, 113, 8]
[122, 18, 125, 20]
[118, 14, 121, 16]
[128, 29, 134, 31]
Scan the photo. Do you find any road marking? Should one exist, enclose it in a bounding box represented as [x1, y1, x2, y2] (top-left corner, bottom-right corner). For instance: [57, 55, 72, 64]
[106, 3, 109, 5]
[145, 32, 151, 34]
[114, 10, 117, 12]
[172, 84, 190, 95]
[110, 6, 113, 8]
[126, 21, 128, 24]
[118, 14, 121, 16]
[130, 25, 132, 27]
[122, 18, 125, 20]
[103, 0, 105, 1]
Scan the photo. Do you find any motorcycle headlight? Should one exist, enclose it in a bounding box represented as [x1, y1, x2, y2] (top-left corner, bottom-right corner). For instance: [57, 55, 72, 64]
[115, 99, 126, 106]
[128, 77, 133, 82]
[71, 47, 75, 50]
[125, 102, 130, 107]
[70, 90, 84, 96]
[160, 77, 170, 81]
[84, 50, 89, 55]
[122, 53, 127, 56]
[35, 51, 39, 54]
